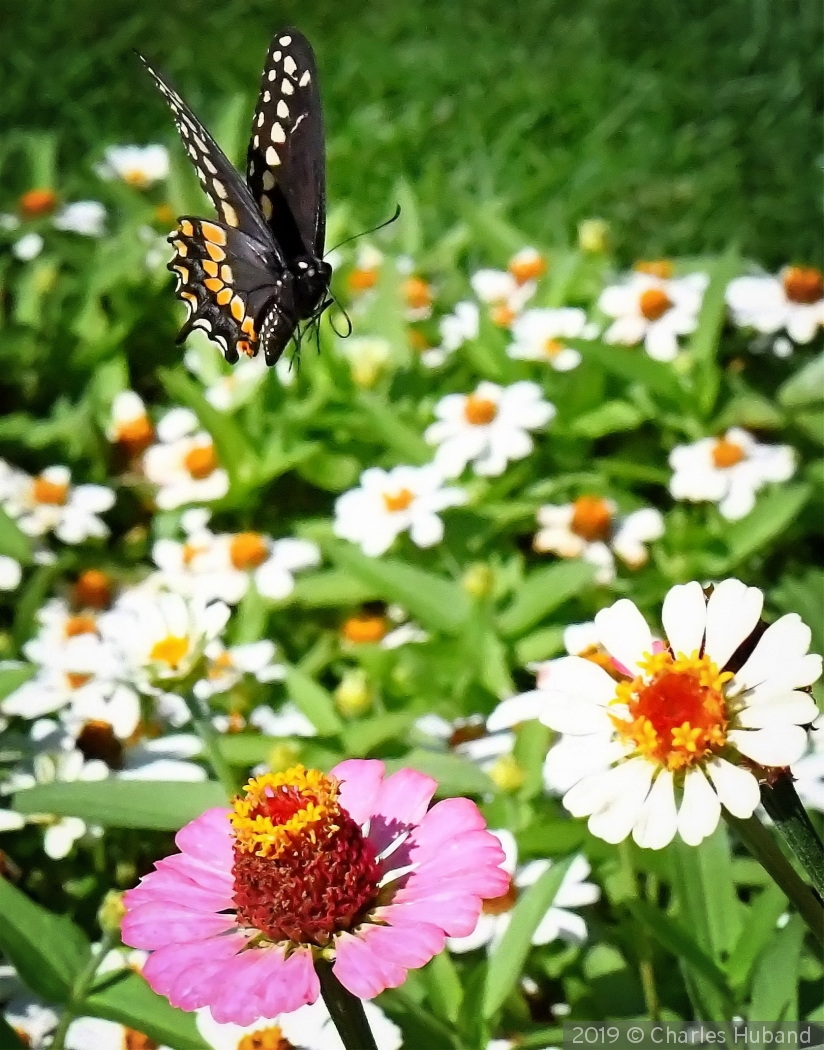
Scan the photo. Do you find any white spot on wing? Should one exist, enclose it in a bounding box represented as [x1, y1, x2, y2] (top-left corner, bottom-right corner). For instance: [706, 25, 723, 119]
[284, 56, 297, 76]
[277, 100, 289, 118]
[222, 202, 239, 227]
[268, 69, 277, 81]
[257, 112, 265, 127]
[299, 71, 311, 87]
[262, 170, 276, 190]
[212, 179, 227, 199]
[263, 91, 271, 102]
[261, 196, 273, 219]
[278, 35, 292, 45]
[281, 79, 295, 95]
[203, 157, 217, 174]
[271, 123, 286, 144]
[265, 146, 281, 166]
[273, 50, 282, 60]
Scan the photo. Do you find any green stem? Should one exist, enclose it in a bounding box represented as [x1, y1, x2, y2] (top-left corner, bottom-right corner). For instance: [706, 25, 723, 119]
[50, 932, 113, 1050]
[180, 685, 239, 799]
[725, 811, 823, 945]
[316, 959, 379, 1050]
[759, 776, 824, 899]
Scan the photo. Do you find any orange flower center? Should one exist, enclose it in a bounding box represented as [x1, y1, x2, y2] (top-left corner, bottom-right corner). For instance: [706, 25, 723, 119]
[342, 615, 388, 644]
[66, 672, 93, 690]
[639, 287, 673, 322]
[404, 276, 432, 310]
[207, 651, 235, 679]
[712, 438, 746, 469]
[611, 651, 731, 771]
[490, 304, 516, 327]
[543, 338, 563, 357]
[116, 415, 155, 456]
[382, 488, 415, 513]
[19, 188, 58, 218]
[124, 1030, 160, 1050]
[183, 444, 218, 479]
[32, 476, 69, 505]
[77, 719, 124, 769]
[73, 569, 113, 610]
[782, 266, 824, 305]
[570, 496, 613, 542]
[509, 253, 546, 284]
[238, 1027, 294, 1050]
[122, 169, 150, 188]
[149, 635, 190, 669]
[229, 532, 269, 570]
[634, 260, 673, 280]
[482, 876, 519, 915]
[182, 541, 207, 566]
[347, 267, 378, 293]
[464, 395, 498, 426]
[408, 329, 431, 352]
[64, 614, 98, 638]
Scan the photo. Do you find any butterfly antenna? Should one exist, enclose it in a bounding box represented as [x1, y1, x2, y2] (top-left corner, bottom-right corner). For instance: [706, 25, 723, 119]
[326, 204, 402, 256]
[326, 291, 353, 339]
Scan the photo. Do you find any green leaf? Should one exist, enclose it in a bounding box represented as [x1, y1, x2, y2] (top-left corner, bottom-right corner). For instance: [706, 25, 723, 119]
[356, 392, 431, 463]
[387, 749, 495, 796]
[723, 484, 811, 566]
[341, 711, 413, 756]
[291, 569, 380, 608]
[497, 560, 596, 638]
[569, 338, 683, 401]
[513, 720, 552, 800]
[726, 883, 788, 994]
[13, 780, 227, 830]
[0, 1016, 26, 1049]
[483, 856, 573, 1018]
[0, 876, 91, 1002]
[421, 951, 463, 1025]
[514, 626, 565, 665]
[673, 827, 742, 959]
[297, 450, 361, 492]
[218, 734, 281, 766]
[0, 507, 32, 565]
[778, 350, 824, 408]
[285, 665, 343, 736]
[686, 249, 742, 413]
[0, 663, 35, 701]
[86, 969, 208, 1050]
[748, 915, 804, 1022]
[568, 400, 645, 438]
[327, 541, 470, 636]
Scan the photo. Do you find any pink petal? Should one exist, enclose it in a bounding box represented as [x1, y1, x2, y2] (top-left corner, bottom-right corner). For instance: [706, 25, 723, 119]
[334, 930, 407, 998]
[208, 949, 286, 1026]
[378, 893, 485, 938]
[122, 901, 235, 948]
[125, 871, 232, 911]
[367, 768, 438, 855]
[154, 852, 234, 891]
[358, 920, 445, 969]
[141, 934, 247, 1009]
[174, 808, 233, 867]
[251, 946, 319, 1020]
[332, 759, 385, 826]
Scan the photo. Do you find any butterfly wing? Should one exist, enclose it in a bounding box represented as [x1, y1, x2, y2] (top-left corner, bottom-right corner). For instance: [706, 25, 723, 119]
[138, 53, 278, 250]
[168, 217, 293, 364]
[246, 29, 326, 261]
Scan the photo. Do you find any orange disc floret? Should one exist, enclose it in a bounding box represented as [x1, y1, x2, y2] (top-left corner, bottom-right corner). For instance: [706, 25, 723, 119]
[342, 614, 388, 644]
[183, 444, 218, 479]
[509, 251, 546, 284]
[64, 614, 98, 638]
[482, 876, 518, 915]
[236, 1027, 291, 1050]
[639, 287, 673, 322]
[783, 266, 824, 305]
[634, 260, 674, 280]
[19, 188, 58, 218]
[32, 475, 69, 505]
[403, 276, 432, 310]
[712, 438, 746, 469]
[570, 496, 613, 542]
[610, 650, 732, 771]
[229, 532, 270, 571]
[115, 415, 155, 457]
[464, 395, 497, 426]
[347, 268, 378, 293]
[73, 569, 114, 610]
[382, 488, 415, 513]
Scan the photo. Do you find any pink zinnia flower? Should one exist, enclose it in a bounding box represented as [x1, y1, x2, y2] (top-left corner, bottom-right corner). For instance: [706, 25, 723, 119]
[122, 760, 508, 1025]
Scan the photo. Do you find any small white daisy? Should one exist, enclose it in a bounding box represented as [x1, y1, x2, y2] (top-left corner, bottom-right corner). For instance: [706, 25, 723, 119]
[334, 464, 467, 557]
[184, 350, 269, 412]
[12, 232, 44, 261]
[413, 712, 522, 791]
[534, 496, 665, 584]
[0, 463, 114, 544]
[425, 381, 555, 478]
[119, 733, 206, 781]
[521, 580, 821, 848]
[726, 266, 824, 345]
[0, 555, 22, 590]
[669, 427, 796, 521]
[249, 701, 318, 738]
[421, 301, 480, 368]
[193, 639, 285, 700]
[598, 270, 708, 361]
[66, 1015, 172, 1050]
[470, 249, 544, 327]
[143, 408, 229, 509]
[107, 390, 155, 456]
[448, 830, 599, 953]
[52, 200, 107, 237]
[508, 308, 590, 372]
[3, 992, 59, 1049]
[97, 144, 170, 187]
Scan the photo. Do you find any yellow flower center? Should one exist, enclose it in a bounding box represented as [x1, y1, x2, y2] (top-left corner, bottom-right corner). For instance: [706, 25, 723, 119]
[382, 488, 415, 513]
[543, 338, 563, 357]
[149, 635, 190, 669]
[115, 414, 155, 456]
[783, 266, 824, 305]
[122, 169, 150, 188]
[712, 438, 746, 469]
[207, 651, 235, 679]
[464, 395, 498, 426]
[32, 475, 69, 505]
[237, 1026, 293, 1050]
[490, 304, 516, 327]
[570, 495, 613, 542]
[488, 754, 526, 792]
[154, 203, 175, 227]
[66, 672, 93, 690]
[509, 252, 546, 284]
[639, 287, 673, 322]
[634, 260, 673, 280]
[610, 651, 732, 771]
[342, 615, 388, 644]
[64, 614, 98, 638]
[404, 276, 432, 310]
[579, 644, 623, 680]
[183, 443, 219, 480]
[229, 532, 269, 570]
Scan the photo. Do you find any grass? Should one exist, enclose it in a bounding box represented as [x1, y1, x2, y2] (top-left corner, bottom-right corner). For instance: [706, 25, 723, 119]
[2, 0, 821, 266]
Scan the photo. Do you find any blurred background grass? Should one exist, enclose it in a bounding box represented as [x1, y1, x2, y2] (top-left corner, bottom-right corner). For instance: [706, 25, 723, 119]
[3, 0, 821, 266]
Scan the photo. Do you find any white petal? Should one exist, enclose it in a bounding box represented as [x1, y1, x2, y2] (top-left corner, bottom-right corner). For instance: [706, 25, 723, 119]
[492, 829, 519, 875]
[486, 691, 547, 731]
[587, 759, 656, 844]
[677, 767, 721, 846]
[706, 758, 761, 818]
[538, 694, 613, 735]
[595, 599, 654, 676]
[728, 726, 809, 767]
[732, 613, 814, 693]
[632, 770, 678, 849]
[703, 579, 763, 668]
[662, 581, 706, 658]
[737, 692, 819, 729]
[536, 656, 618, 707]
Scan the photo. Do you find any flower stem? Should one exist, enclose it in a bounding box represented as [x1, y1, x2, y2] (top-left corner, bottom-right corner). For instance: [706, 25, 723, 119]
[316, 959, 379, 1050]
[181, 689, 239, 798]
[50, 932, 113, 1050]
[759, 775, 824, 899]
[725, 810, 823, 945]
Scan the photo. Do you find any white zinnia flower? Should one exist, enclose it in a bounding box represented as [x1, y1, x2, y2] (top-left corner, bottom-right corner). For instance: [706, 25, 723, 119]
[421, 301, 480, 368]
[3, 993, 59, 1049]
[448, 830, 599, 953]
[193, 639, 285, 700]
[669, 427, 795, 521]
[426, 381, 555, 478]
[518, 580, 821, 848]
[53, 200, 107, 237]
[726, 266, 824, 345]
[534, 496, 665, 584]
[143, 408, 229, 509]
[97, 144, 170, 187]
[508, 308, 589, 372]
[598, 271, 708, 361]
[334, 464, 467, 557]
[12, 232, 44, 261]
[0, 463, 114, 544]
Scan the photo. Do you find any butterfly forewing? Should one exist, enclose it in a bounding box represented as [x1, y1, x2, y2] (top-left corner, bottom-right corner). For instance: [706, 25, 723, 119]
[138, 53, 276, 248]
[246, 29, 326, 259]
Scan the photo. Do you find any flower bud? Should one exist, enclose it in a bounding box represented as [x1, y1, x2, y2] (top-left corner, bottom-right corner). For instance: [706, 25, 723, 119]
[98, 890, 126, 938]
[577, 218, 610, 255]
[335, 669, 373, 718]
[462, 563, 494, 599]
[488, 754, 525, 793]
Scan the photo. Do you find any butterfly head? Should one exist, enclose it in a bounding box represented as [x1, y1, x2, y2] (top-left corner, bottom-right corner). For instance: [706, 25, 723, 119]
[293, 256, 332, 315]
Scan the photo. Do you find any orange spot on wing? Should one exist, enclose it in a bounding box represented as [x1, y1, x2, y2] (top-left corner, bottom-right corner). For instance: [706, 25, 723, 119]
[217, 288, 233, 305]
[202, 223, 227, 246]
[203, 260, 219, 277]
[179, 219, 194, 236]
[205, 278, 223, 292]
[230, 296, 245, 321]
[205, 242, 225, 262]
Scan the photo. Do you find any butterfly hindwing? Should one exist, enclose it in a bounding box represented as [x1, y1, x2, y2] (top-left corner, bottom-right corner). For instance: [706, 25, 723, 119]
[138, 53, 277, 248]
[246, 29, 326, 260]
[168, 217, 293, 363]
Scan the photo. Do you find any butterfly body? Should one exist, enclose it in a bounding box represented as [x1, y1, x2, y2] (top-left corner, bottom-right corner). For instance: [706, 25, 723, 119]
[140, 29, 329, 365]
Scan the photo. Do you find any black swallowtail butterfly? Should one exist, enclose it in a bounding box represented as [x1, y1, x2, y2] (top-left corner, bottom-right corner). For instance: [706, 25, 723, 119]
[139, 29, 331, 366]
